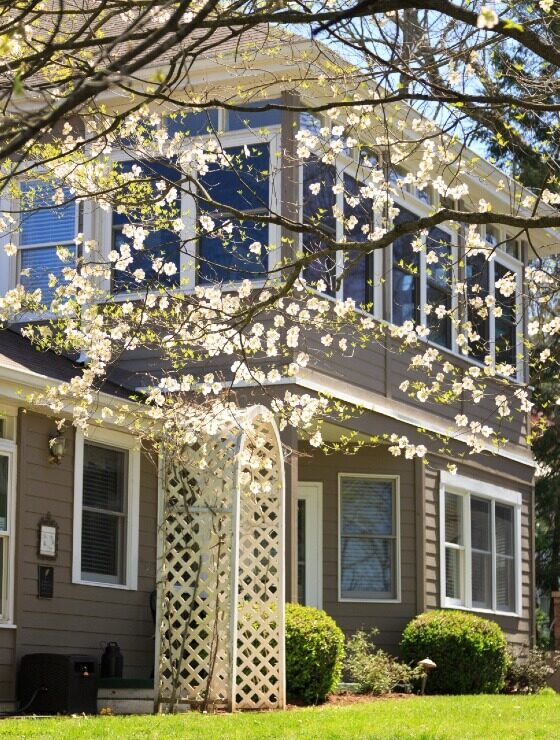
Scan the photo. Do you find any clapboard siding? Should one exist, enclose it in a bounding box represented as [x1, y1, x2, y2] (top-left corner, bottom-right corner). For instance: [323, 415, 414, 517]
[12, 411, 157, 702]
[299, 444, 418, 654]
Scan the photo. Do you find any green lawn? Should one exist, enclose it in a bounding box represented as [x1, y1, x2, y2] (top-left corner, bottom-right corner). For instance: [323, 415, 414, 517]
[0, 694, 558, 739]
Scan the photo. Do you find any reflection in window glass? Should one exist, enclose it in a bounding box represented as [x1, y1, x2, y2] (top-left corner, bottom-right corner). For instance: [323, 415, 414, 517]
[392, 207, 419, 325]
[112, 160, 181, 292]
[495, 262, 517, 368]
[426, 228, 452, 348]
[302, 157, 337, 294]
[342, 175, 373, 307]
[467, 252, 490, 361]
[198, 144, 269, 283]
[227, 100, 282, 130]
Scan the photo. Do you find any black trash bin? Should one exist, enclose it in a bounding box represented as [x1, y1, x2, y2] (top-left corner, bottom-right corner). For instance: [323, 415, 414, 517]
[18, 653, 98, 714]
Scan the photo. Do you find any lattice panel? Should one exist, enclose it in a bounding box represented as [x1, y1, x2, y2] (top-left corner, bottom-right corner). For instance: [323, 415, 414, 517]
[235, 421, 284, 710]
[155, 409, 285, 713]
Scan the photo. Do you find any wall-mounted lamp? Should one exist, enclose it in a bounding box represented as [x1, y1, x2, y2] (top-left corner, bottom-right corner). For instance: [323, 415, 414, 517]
[49, 433, 66, 464]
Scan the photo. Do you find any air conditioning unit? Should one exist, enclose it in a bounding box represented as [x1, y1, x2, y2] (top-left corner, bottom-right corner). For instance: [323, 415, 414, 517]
[18, 653, 98, 715]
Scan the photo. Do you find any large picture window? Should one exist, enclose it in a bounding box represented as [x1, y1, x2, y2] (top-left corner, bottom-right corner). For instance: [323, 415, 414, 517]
[339, 474, 400, 601]
[73, 429, 140, 589]
[440, 472, 520, 614]
[19, 181, 77, 303]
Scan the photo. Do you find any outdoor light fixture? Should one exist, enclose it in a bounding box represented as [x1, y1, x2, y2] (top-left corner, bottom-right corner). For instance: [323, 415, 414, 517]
[48, 432, 66, 464]
[418, 657, 437, 695]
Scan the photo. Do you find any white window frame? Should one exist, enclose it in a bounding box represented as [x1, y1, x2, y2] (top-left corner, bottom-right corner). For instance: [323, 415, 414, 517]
[390, 191, 459, 352]
[0, 417, 17, 627]
[98, 126, 281, 297]
[338, 473, 401, 603]
[15, 179, 80, 293]
[439, 470, 522, 616]
[73, 427, 140, 590]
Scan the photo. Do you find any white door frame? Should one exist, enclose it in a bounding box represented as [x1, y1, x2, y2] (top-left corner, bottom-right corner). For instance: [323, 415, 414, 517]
[297, 482, 323, 610]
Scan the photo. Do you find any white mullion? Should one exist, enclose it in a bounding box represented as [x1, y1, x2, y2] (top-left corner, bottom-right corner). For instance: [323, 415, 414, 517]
[464, 493, 472, 609]
[335, 162, 344, 301]
[489, 259, 496, 369]
[181, 187, 197, 289]
[491, 499, 497, 611]
[267, 131, 282, 275]
[419, 238, 427, 329]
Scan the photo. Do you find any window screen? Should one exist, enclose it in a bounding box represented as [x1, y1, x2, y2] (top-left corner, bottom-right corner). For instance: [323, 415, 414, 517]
[340, 476, 397, 599]
[81, 442, 128, 584]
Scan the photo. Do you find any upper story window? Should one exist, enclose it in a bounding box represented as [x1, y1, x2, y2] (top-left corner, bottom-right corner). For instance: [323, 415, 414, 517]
[392, 206, 419, 326]
[168, 109, 219, 137]
[18, 181, 77, 303]
[225, 100, 282, 131]
[197, 144, 270, 284]
[339, 474, 400, 602]
[302, 156, 337, 294]
[342, 174, 373, 308]
[467, 226, 522, 376]
[441, 471, 520, 615]
[111, 160, 181, 292]
[426, 227, 452, 348]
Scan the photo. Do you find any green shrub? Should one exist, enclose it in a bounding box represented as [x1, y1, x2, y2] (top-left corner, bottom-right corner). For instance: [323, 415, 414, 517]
[285, 603, 345, 704]
[504, 647, 560, 694]
[346, 629, 422, 695]
[400, 610, 509, 694]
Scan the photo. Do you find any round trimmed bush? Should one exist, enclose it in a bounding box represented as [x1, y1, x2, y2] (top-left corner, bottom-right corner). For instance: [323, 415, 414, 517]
[400, 610, 509, 694]
[285, 603, 345, 704]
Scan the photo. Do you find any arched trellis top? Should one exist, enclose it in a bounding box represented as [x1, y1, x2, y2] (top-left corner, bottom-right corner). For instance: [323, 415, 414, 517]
[155, 405, 286, 713]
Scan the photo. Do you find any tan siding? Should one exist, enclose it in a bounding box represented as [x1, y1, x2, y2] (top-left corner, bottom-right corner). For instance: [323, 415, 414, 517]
[14, 411, 157, 696]
[299, 444, 418, 654]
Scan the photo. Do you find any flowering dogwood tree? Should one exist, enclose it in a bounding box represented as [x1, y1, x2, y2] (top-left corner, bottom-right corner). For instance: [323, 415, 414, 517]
[0, 1, 558, 460]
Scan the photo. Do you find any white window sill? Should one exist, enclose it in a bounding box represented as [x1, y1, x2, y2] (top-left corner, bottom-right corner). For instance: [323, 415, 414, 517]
[442, 602, 519, 619]
[0, 622, 16, 629]
[73, 578, 135, 591]
[339, 597, 401, 604]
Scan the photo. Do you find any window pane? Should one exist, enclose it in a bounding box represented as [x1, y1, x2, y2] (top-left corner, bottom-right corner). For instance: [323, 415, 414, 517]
[341, 477, 394, 536]
[471, 550, 492, 609]
[467, 253, 489, 360]
[112, 160, 181, 291]
[445, 547, 462, 600]
[20, 245, 76, 304]
[0, 457, 7, 532]
[0, 540, 4, 615]
[496, 555, 515, 611]
[343, 175, 372, 307]
[199, 144, 269, 212]
[168, 108, 219, 137]
[83, 443, 126, 513]
[427, 283, 451, 348]
[445, 493, 462, 545]
[495, 504, 514, 557]
[470, 497, 491, 552]
[20, 182, 76, 246]
[340, 537, 394, 597]
[198, 219, 268, 283]
[82, 510, 124, 578]
[303, 158, 336, 292]
[227, 100, 281, 130]
[393, 268, 417, 325]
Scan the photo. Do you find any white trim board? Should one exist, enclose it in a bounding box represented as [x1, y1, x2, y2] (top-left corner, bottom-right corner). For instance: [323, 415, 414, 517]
[73, 427, 140, 590]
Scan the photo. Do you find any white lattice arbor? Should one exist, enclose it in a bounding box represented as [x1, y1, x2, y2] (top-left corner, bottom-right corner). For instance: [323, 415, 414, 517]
[154, 406, 285, 713]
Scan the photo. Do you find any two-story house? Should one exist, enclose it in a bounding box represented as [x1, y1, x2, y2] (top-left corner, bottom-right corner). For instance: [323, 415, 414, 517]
[0, 27, 555, 710]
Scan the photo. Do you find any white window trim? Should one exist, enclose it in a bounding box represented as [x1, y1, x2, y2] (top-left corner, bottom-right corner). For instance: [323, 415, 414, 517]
[297, 481, 323, 610]
[439, 470, 522, 617]
[73, 427, 140, 590]
[0, 436, 17, 627]
[337, 472, 401, 603]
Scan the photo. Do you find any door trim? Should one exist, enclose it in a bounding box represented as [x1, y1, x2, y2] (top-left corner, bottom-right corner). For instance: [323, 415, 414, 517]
[297, 482, 323, 610]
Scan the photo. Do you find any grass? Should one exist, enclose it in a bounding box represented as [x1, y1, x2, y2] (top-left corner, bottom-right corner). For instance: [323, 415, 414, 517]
[0, 694, 558, 739]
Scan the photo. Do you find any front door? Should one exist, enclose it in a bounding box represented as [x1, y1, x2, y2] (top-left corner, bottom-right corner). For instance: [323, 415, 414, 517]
[296, 482, 323, 609]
